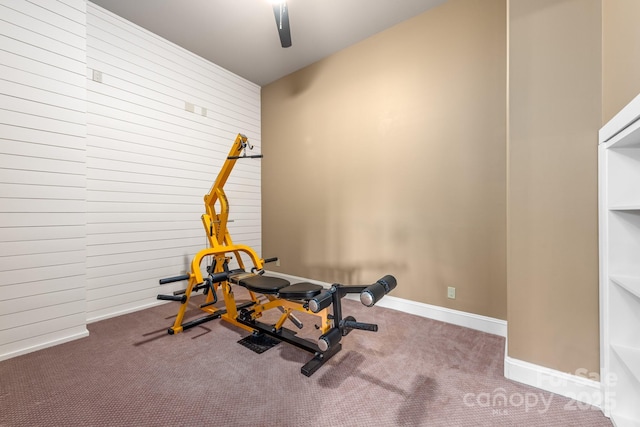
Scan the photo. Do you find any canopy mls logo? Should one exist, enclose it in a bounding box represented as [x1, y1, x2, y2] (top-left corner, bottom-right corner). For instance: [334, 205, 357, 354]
[463, 368, 618, 416]
[463, 388, 554, 415]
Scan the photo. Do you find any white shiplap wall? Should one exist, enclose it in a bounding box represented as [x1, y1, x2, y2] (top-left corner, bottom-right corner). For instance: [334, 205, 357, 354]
[86, 4, 262, 322]
[0, 0, 88, 359]
[0, 1, 261, 360]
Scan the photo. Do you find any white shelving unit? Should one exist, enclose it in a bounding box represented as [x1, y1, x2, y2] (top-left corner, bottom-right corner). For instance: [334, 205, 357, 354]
[599, 93, 640, 427]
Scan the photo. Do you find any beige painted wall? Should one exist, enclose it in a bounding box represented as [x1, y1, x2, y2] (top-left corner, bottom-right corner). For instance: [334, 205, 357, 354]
[262, 0, 507, 320]
[507, 0, 601, 375]
[602, 0, 640, 123]
[260, 0, 640, 379]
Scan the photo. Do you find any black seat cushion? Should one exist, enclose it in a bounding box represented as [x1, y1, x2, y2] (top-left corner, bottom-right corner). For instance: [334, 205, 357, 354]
[277, 282, 323, 300]
[237, 275, 290, 294]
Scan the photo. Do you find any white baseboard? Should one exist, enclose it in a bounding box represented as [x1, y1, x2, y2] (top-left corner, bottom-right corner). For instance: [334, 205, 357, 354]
[372, 294, 507, 337]
[87, 300, 168, 324]
[265, 271, 507, 337]
[0, 328, 89, 362]
[504, 355, 603, 410]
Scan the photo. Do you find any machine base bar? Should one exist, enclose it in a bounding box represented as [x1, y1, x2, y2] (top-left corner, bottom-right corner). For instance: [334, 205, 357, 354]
[170, 301, 255, 334]
[236, 317, 341, 376]
[301, 343, 341, 377]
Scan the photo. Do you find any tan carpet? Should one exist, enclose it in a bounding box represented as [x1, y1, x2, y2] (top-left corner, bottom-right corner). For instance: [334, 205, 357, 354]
[0, 290, 612, 426]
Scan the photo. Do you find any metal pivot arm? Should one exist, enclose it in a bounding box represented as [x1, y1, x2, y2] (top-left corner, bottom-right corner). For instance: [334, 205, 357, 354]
[201, 134, 261, 249]
[308, 275, 397, 313]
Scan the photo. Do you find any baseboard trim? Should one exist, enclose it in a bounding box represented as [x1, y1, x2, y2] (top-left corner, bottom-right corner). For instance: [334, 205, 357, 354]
[265, 271, 507, 337]
[0, 328, 89, 362]
[504, 356, 603, 410]
[373, 294, 507, 337]
[87, 300, 167, 324]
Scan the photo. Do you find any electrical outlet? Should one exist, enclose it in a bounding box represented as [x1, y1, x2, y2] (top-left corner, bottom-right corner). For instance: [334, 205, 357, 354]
[276, 259, 280, 267]
[185, 102, 195, 113]
[201, 107, 207, 117]
[447, 287, 456, 299]
[92, 69, 102, 83]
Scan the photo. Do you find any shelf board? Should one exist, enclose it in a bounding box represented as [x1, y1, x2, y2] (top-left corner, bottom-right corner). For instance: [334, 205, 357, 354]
[611, 343, 640, 385]
[602, 107, 640, 149]
[610, 205, 640, 211]
[601, 93, 640, 143]
[607, 122, 640, 148]
[610, 275, 640, 300]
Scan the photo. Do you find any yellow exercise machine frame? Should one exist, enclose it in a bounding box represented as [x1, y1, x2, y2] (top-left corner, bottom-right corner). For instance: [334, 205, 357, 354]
[159, 134, 330, 335]
[158, 133, 397, 376]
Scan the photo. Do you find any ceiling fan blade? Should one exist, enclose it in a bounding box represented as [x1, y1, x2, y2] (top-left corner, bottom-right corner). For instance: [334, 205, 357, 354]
[272, 2, 292, 48]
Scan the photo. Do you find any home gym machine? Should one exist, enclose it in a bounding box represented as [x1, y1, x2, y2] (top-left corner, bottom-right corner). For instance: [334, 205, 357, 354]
[157, 133, 397, 376]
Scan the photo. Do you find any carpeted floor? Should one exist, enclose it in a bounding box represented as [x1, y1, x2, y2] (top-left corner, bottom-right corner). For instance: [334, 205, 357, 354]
[0, 290, 612, 426]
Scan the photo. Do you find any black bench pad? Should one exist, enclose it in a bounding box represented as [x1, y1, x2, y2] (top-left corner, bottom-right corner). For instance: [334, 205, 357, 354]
[277, 282, 323, 300]
[237, 275, 290, 294]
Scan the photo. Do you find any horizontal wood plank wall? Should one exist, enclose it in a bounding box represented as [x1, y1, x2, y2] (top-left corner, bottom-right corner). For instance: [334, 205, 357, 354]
[0, 0, 88, 360]
[86, 4, 261, 322]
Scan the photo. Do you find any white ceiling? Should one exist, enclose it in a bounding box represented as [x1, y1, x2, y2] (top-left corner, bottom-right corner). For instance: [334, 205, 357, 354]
[90, 0, 446, 86]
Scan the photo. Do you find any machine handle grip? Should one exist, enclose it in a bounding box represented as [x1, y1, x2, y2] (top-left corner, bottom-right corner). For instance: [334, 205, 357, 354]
[209, 271, 229, 283]
[157, 294, 187, 303]
[263, 257, 278, 264]
[159, 274, 190, 285]
[227, 155, 263, 159]
[342, 320, 378, 332]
